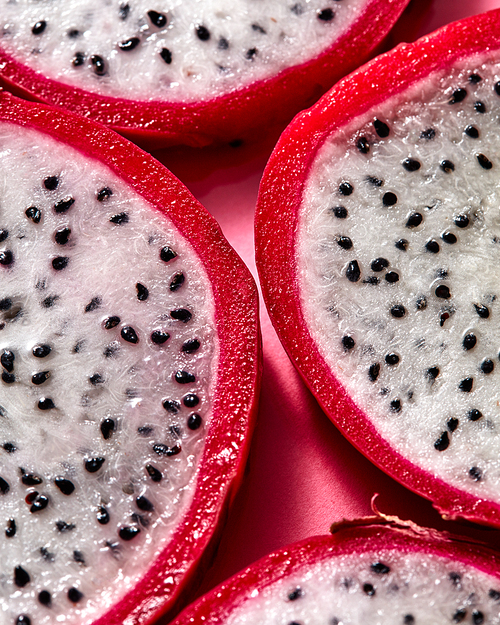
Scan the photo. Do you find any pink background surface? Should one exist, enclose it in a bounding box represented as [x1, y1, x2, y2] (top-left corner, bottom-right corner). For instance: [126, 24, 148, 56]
[155, 0, 500, 615]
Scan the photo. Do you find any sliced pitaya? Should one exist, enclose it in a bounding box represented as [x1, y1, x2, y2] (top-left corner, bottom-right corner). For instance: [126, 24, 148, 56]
[0, 0, 410, 147]
[255, 8, 500, 528]
[170, 518, 500, 625]
[0, 90, 260, 625]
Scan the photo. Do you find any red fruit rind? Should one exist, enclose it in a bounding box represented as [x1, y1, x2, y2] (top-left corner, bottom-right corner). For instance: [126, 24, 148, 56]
[255, 9, 500, 528]
[0, 0, 409, 147]
[171, 518, 500, 625]
[0, 90, 260, 624]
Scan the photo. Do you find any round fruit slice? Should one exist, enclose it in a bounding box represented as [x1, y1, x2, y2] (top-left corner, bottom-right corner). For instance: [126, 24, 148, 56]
[0, 91, 259, 625]
[256, 9, 500, 528]
[0, 0, 409, 147]
[170, 519, 500, 625]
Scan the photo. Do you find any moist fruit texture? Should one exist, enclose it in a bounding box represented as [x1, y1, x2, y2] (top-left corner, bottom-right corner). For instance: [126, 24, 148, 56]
[170, 521, 500, 625]
[0, 92, 259, 625]
[0, 0, 409, 146]
[255, 9, 500, 528]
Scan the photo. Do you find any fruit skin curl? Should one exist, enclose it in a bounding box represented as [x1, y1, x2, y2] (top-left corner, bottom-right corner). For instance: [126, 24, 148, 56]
[255, 8, 500, 529]
[0, 0, 409, 149]
[0, 90, 261, 625]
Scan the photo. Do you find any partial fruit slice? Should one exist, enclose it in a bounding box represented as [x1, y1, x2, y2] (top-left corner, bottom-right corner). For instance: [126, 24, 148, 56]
[0, 91, 259, 625]
[0, 0, 409, 147]
[256, 9, 500, 528]
[170, 519, 500, 625]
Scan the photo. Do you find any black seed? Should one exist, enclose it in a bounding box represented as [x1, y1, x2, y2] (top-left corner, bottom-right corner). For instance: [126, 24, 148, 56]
[371, 562, 390, 574]
[6, 518, 16, 537]
[171, 308, 192, 322]
[406, 213, 422, 228]
[146, 464, 162, 482]
[40, 546, 54, 561]
[434, 431, 450, 451]
[475, 101, 486, 113]
[73, 550, 85, 564]
[104, 316, 120, 329]
[337, 236, 352, 250]
[91, 55, 106, 75]
[0, 250, 13, 265]
[182, 338, 200, 353]
[363, 583, 375, 596]
[148, 10, 167, 27]
[21, 472, 42, 486]
[1, 349, 14, 372]
[0, 476, 9, 493]
[138, 426, 153, 436]
[404, 616, 415, 625]
[371, 258, 389, 272]
[481, 359, 494, 374]
[72, 51, 85, 66]
[441, 160, 455, 173]
[317, 7, 334, 20]
[472, 610, 484, 625]
[288, 587, 304, 601]
[151, 330, 170, 345]
[54, 197, 75, 213]
[402, 158, 421, 172]
[110, 212, 129, 225]
[52, 256, 69, 271]
[183, 394, 200, 408]
[464, 125, 479, 139]
[56, 520, 76, 532]
[373, 119, 390, 137]
[0, 229, 7, 242]
[136, 495, 154, 512]
[333, 206, 348, 218]
[83, 297, 101, 314]
[68, 587, 83, 603]
[469, 466, 482, 481]
[390, 305, 406, 318]
[469, 73, 481, 83]
[14, 566, 30, 587]
[119, 2, 130, 19]
[163, 399, 180, 413]
[342, 335, 355, 350]
[160, 47, 172, 63]
[473, 303, 489, 319]
[119, 37, 140, 51]
[453, 609, 467, 623]
[0, 297, 11, 311]
[195, 25, 210, 40]
[489, 589, 500, 600]
[345, 260, 360, 282]
[455, 215, 469, 228]
[385, 353, 399, 366]
[440, 312, 450, 326]
[2, 371, 14, 383]
[175, 371, 195, 384]
[136, 283, 149, 301]
[100, 418, 115, 440]
[16, 617, 31, 625]
[463, 333, 477, 350]
[32, 371, 50, 385]
[32, 344, 51, 359]
[339, 182, 353, 196]
[421, 128, 435, 140]
[395, 238, 408, 251]
[97, 187, 112, 201]
[368, 363, 380, 382]
[390, 399, 401, 412]
[38, 397, 55, 410]
[25, 206, 41, 223]
[54, 477, 75, 495]
[32, 20, 46, 35]
[468, 409, 483, 421]
[449, 88, 467, 104]
[160, 246, 177, 262]
[366, 176, 383, 187]
[459, 378, 473, 392]
[385, 271, 399, 283]
[382, 192, 397, 206]
[442, 231, 457, 244]
[170, 272, 185, 291]
[84, 457, 105, 473]
[187, 413, 202, 430]
[416, 297, 427, 310]
[97, 506, 109, 524]
[495, 81, 500, 96]
[363, 276, 379, 285]
[217, 36, 229, 50]
[55, 227, 71, 245]
[30, 494, 49, 513]
[435, 285, 451, 299]
[3, 442, 15, 453]
[447, 417, 459, 432]
[121, 326, 138, 343]
[425, 239, 440, 253]
[357, 137, 369, 153]
[245, 47, 258, 60]
[477, 153, 493, 170]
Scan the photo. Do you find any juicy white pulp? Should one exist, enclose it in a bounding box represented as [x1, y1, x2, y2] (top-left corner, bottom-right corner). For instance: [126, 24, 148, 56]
[0, 0, 365, 101]
[300, 55, 500, 502]
[0, 123, 215, 624]
[224, 545, 500, 625]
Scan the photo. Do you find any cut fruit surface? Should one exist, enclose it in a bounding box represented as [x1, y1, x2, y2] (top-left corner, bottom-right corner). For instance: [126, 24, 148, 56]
[256, 8, 500, 528]
[0, 91, 260, 625]
[0, 0, 409, 146]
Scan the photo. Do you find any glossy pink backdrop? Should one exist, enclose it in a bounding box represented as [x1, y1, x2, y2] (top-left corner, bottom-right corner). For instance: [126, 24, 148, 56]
[155, 0, 500, 615]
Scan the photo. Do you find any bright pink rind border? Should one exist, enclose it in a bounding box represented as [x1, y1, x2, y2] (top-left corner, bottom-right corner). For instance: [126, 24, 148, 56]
[255, 9, 500, 528]
[0, 0, 409, 147]
[170, 521, 500, 624]
[0, 91, 261, 624]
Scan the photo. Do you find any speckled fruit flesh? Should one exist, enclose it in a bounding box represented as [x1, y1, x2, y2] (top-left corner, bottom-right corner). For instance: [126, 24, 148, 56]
[0, 0, 409, 147]
[0, 91, 259, 625]
[256, 9, 500, 528]
[170, 520, 500, 625]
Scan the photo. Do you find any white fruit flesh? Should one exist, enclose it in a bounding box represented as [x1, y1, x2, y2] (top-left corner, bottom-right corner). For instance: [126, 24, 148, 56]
[299, 55, 500, 502]
[0, 0, 366, 101]
[0, 123, 215, 624]
[224, 547, 500, 625]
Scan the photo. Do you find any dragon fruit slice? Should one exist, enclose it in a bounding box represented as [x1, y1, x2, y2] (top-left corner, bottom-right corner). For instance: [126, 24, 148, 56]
[0, 91, 259, 625]
[170, 519, 500, 625]
[0, 0, 409, 147]
[255, 8, 500, 528]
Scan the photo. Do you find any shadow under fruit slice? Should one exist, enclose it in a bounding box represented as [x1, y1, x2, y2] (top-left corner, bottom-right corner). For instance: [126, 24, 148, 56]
[0, 91, 259, 624]
[170, 519, 500, 625]
[256, 9, 500, 528]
